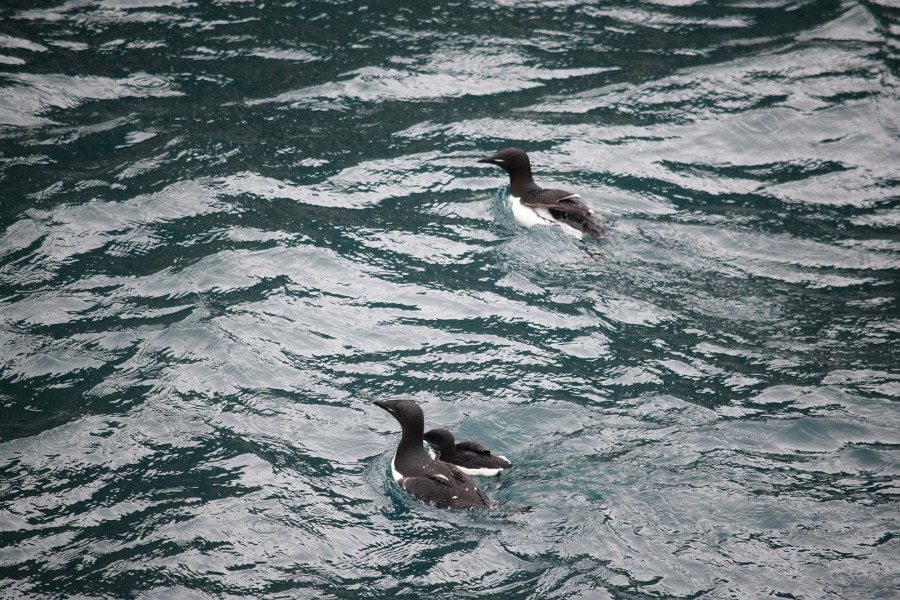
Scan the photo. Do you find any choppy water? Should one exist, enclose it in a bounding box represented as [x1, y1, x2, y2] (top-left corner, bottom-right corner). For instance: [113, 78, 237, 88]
[2, 0, 899, 598]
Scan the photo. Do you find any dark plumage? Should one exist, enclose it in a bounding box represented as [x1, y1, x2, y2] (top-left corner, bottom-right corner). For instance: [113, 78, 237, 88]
[375, 400, 491, 510]
[424, 428, 512, 476]
[478, 147, 603, 239]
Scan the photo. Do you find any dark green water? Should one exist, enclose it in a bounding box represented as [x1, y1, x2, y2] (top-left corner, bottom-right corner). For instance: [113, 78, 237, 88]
[1, 0, 899, 598]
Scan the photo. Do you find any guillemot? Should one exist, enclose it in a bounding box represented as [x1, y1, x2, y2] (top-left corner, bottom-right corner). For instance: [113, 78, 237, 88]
[374, 400, 491, 510]
[478, 147, 603, 240]
[424, 428, 512, 477]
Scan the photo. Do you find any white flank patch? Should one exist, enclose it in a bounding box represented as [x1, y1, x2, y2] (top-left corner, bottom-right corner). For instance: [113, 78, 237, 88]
[390, 455, 403, 482]
[509, 195, 552, 228]
[509, 195, 585, 239]
[558, 222, 584, 240]
[456, 465, 503, 477]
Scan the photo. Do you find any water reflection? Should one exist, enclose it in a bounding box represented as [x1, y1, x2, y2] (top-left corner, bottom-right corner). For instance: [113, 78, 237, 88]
[1, 0, 898, 597]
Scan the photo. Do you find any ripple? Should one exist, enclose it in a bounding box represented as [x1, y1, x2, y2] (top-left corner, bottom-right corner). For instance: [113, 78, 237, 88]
[219, 151, 464, 209]
[251, 44, 613, 108]
[0, 72, 182, 127]
[0, 179, 232, 286]
[1, 0, 899, 598]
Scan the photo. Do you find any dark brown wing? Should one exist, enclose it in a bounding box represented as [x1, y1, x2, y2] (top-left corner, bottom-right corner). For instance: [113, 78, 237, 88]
[399, 469, 490, 509]
[446, 464, 492, 507]
[456, 441, 491, 455]
[446, 463, 470, 483]
[399, 475, 452, 505]
[521, 189, 603, 239]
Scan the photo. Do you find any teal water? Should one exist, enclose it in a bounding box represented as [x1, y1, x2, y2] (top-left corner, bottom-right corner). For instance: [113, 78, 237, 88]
[1, 0, 899, 597]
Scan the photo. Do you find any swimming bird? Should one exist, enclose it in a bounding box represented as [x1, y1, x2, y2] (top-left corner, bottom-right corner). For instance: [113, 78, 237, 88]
[374, 400, 491, 509]
[424, 428, 512, 477]
[478, 147, 603, 240]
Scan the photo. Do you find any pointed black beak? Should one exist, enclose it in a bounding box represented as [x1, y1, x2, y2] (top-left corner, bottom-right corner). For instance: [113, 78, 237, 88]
[374, 400, 398, 417]
[478, 153, 499, 164]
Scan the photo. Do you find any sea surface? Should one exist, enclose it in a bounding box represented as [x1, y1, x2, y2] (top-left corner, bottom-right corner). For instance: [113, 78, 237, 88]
[1, 1, 899, 598]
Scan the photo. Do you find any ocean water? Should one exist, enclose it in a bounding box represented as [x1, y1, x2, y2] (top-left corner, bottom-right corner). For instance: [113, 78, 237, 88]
[1, 0, 899, 598]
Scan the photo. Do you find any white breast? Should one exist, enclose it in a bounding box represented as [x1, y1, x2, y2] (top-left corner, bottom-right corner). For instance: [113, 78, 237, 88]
[508, 195, 584, 240]
[509, 195, 552, 228]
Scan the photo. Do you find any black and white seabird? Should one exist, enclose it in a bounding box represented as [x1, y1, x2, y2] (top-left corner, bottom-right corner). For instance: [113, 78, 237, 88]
[374, 400, 491, 510]
[424, 428, 512, 477]
[478, 147, 603, 240]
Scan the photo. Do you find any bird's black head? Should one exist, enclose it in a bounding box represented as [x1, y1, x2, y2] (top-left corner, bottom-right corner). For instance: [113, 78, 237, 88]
[374, 399, 425, 439]
[478, 147, 532, 177]
[423, 428, 456, 457]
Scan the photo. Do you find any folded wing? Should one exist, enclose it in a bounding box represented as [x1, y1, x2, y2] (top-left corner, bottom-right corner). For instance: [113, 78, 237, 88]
[522, 189, 603, 239]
